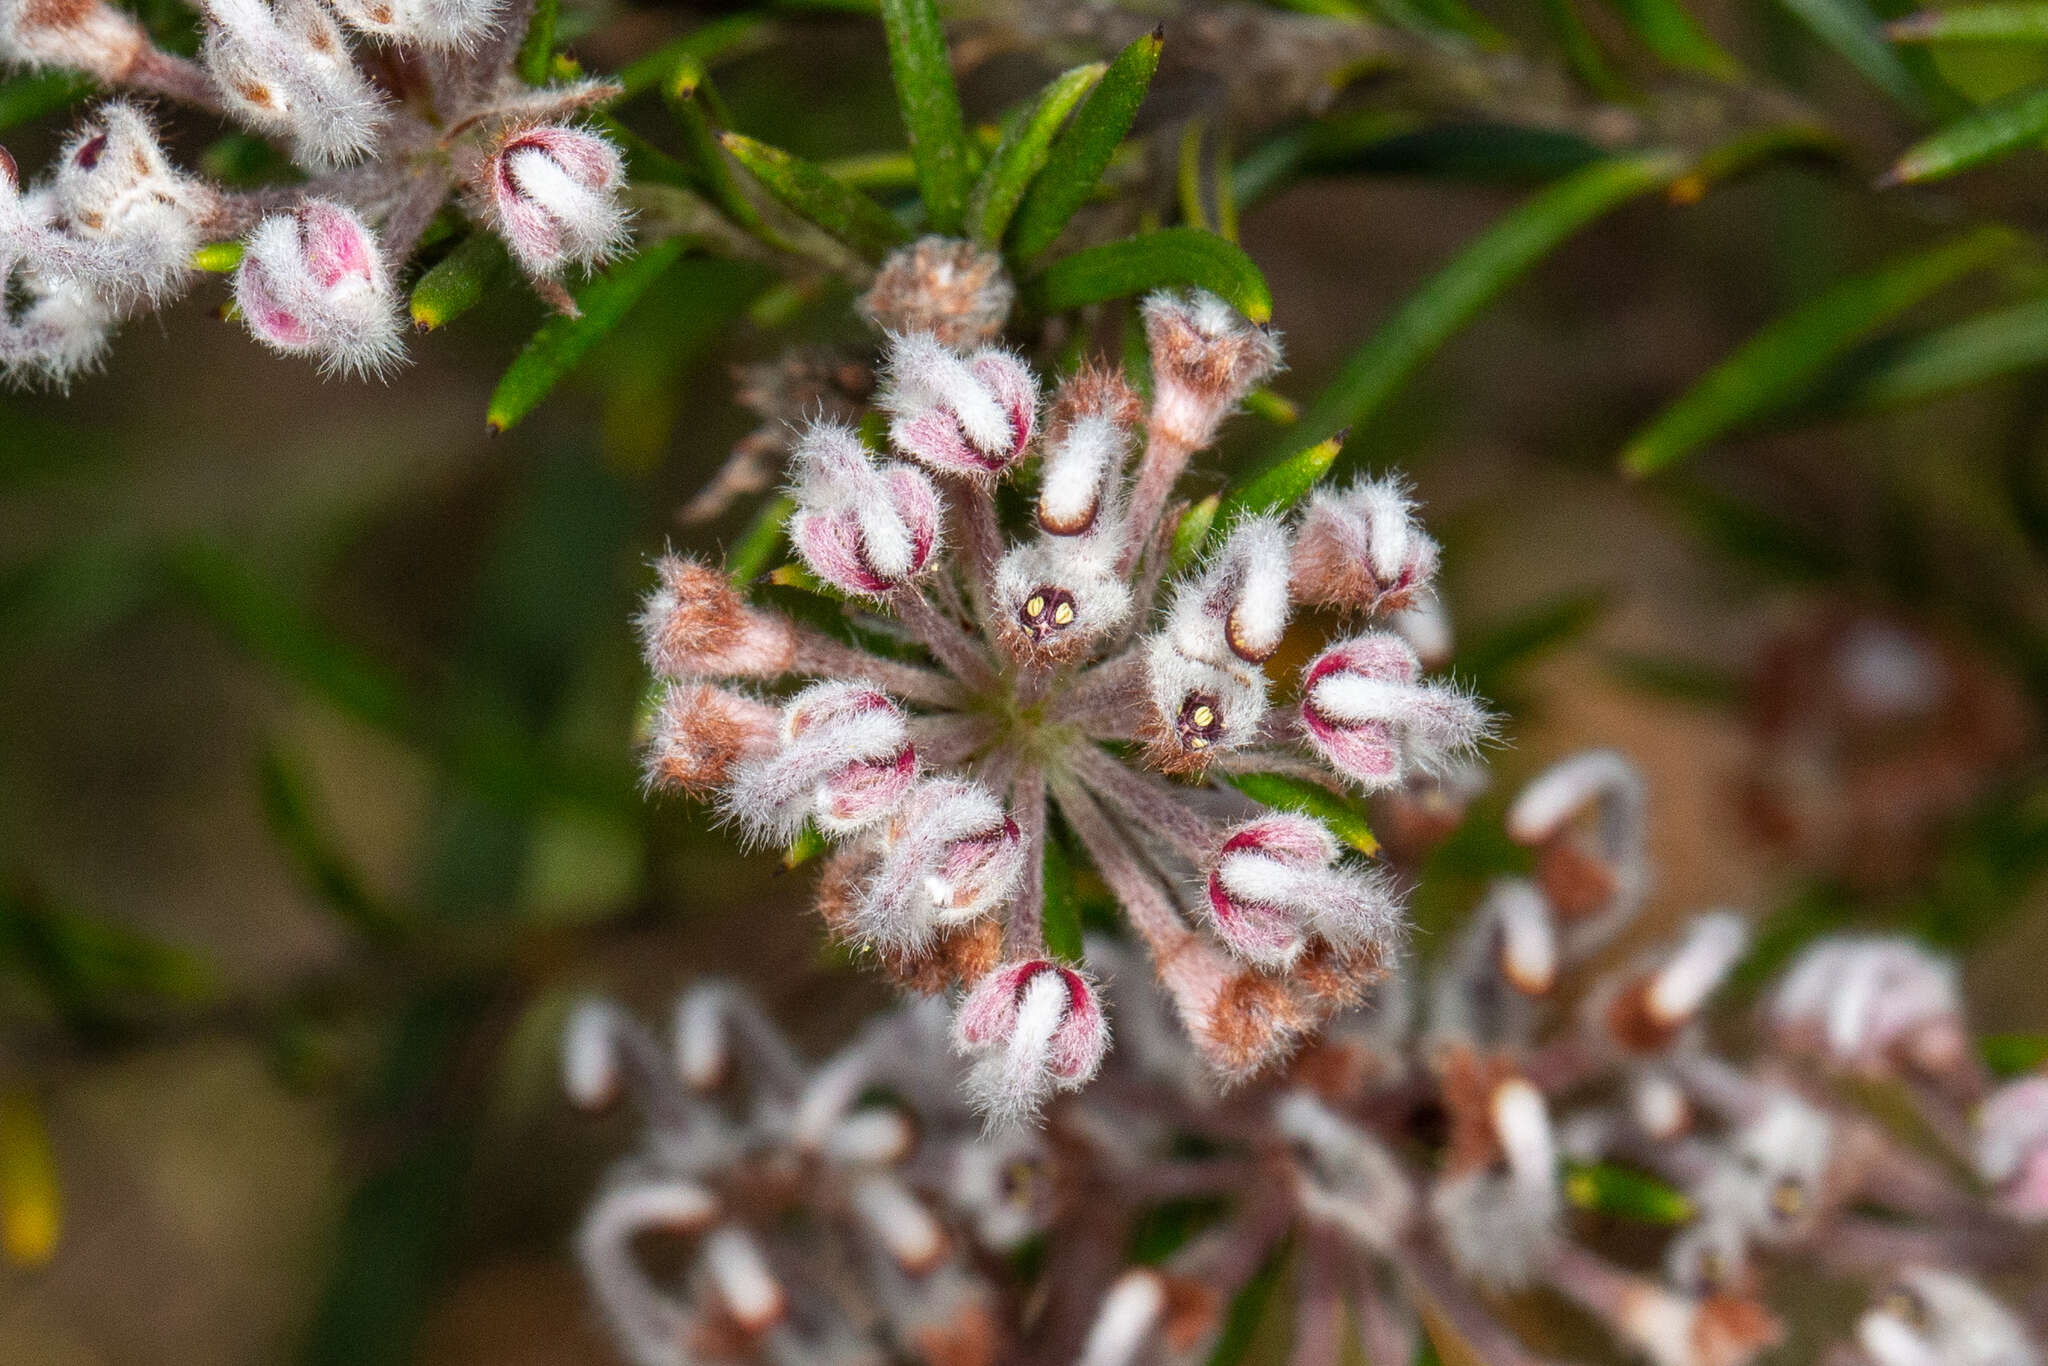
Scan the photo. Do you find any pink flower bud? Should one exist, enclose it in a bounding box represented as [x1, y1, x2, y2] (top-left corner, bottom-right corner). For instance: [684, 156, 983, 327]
[47, 102, 213, 303]
[724, 681, 916, 844]
[202, 0, 386, 168]
[954, 960, 1108, 1125]
[856, 778, 1023, 951]
[643, 683, 778, 798]
[788, 421, 942, 597]
[482, 123, 628, 279]
[1140, 288, 1281, 450]
[0, 0, 147, 86]
[1975, 1077, 2048, 1222]
[326, 0, 500, 47]
[1036, 363, 1138, 535]
[1204, 813, 1399, 970]
[637, 555, 796, 680]
[857, 236, 1014, 350]
[234, 199, 403, 376]
[1291, 475, 1441, 615]
[881, 332, 1037, 480]
[1768, 937, 1965, 1078]
[1299, 632, 1490, 791]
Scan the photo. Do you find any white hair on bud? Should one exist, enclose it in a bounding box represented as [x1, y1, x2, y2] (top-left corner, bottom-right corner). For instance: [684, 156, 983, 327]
[1164, 513, 1294, 667]
[48, 102, 212, 305]
[672, 988, 729, 1092]
[949, 1130, 1047, 1252]
[1632, 1071, 1690, 1141]
[1075, 1269, 1167, 1366]
[787, 421, 943, 596]
[1491, 1079, 1557, 1190]
[954, 961, 1107, 1129]
[326, 0, 502, 46]
[562, 998, 621, 1109]
[723, 680, 915, 845]
[856, 777, 1022, 951]
[1770, 936, 1961, 1073]
[1698, 1092, 1832, 1243]
[202, 0, 388, 168]
[234, 199, 405, 377]
[482, 123, 631, 279]
[0, 0, 148, 79]
[822, 1106, 915, 1167]
[1646, 912, 1748, 1027]
[1038, 411, 1127, 534]
[0, 277, 114, 387]
[1388, 591, 1453, 670]
[1494, 877, 1558, 996]
[1507, 748, 1646, 848]
[1858, 1269, 2043, 1366]
[994, 538, 1133, 658]
[964, 967, 1067, 1128]
[887, 331, 1009, 451]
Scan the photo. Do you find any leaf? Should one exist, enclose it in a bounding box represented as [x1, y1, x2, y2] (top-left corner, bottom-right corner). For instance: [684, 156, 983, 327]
[486, 239, 687, 434]
[663, 63, 785, 245]
[1007, 28, 1164, 260]
[719, 133, 910, 260]
[191, 241, 244, 273]
[1226, 772, 1380, 856]
[967, 62, 1106, 248]
[1981, 1032, 2048, 1077]
[1798, 295, 2048, 414]
[1031, 228, 1272, 322]
[1542, 0, 1631, 99]
[1295, 155, 1679, 448]
[409, 234, 508, 332]
[879, 0, 972, 233]
[1203, 1239, 1291, 1366]
[1620, 227, 2019, 474]
[0, 887, 216, 1025]
[515, 0, 557, 86]
[1563, 1160, 1695, 1223]
[616, 13, 779, 97]
[1775, 0, 1934, 115]
[1040, 834, 1086, 963]
[259, 744, 409, 941]
[1889, 5, 2048, 42]
[726, 493, 795, 583]
[783, 821, 827, 869]
[1456, 590, 1609, 697]
[1167, 492, 1221, 574]
[1883, 83, 2048, 183]
[1598, 0, 1742, 76]
[0, 1090, 58, 1269]
[1213, 433, 1344, 534]
[0, 70, 93, 131]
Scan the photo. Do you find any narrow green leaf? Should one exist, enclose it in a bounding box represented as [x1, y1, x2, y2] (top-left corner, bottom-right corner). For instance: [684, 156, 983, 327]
[1203, 1240, 1290, 1366]
[1776, 0, 1932, 115]
[1213, 433, 1343, 538]
[726, 493, 795, 583]
[260, 745, 410, 941]
[191, 241, 244, 273]
[1296, 154, 1679, 447]
[880, 0, 971, 233]
[487, 240, 687, 434]
[1599, 0, 1742, 76]
[1883, 84, 2048, 183]
[1542, 0, 1631, 99]
[1889, 4, 2048, 42]
[783, 821, 827, 869]
[1008, 28, 1164, 259]
[0, 70, 93, 131]
[1242, 387, 1297, 424]
[515, 0, 557, 86]
[408, 234, 508, 332]
[617, 14, 779, 96]
[1031, 228, 1272, 322]
[0, 1090, 59, 1269]
[1040, 835, 1086, 963]
[1226, 772, 1380, 856]
[1167, 492, 1221, 574]
[1800, 296, 2048, 414]
[968, 62, 1105, 247]
[720, 133, 910, 260]
[1621, 227, 2019, 474]
[1564, 1161, 1695, 1223]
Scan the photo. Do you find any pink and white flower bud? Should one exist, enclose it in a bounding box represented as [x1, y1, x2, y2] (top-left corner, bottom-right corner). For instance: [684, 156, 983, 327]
[1603, 912, 1749, 1053]
[643, 683, 778, 798]
[1, 276, 114, 387]
[1698, 1094, 1833, 1243]
[851, 1174, 948, 1273]
[0, 0, 148, 82]
[954, 960, 1108, 1126]
[637, 555, 797, 680]
[1768, 936, 1965, 1077]
[856, 777, 1023, 951]
[1291, 475, 1441, 616]
[1299, 633, 1491, 791]
[1164, 514, 1294, 667]
[725, 680, 916, 844]
[326, 0, 500, 47]
[1141, 288, 1282, 451]
[700, 1225, 787, 1333]
[857, 236, 1014, 349]
[1857, 1269, 2042, 1366]
[482, 123, 629, 279]
[1142, 642, 1266, 773]
[1204, 813, 1399, 970]
[1432, 1077, 1562, 1288]
[202, 0, 386, 168]
[881, 332, 1037, 480]
[1975, 1077, 2048, 1222]
[47, 103, 212, 304]
[787, 421, 942, 598]
[234, 199, 403, 376]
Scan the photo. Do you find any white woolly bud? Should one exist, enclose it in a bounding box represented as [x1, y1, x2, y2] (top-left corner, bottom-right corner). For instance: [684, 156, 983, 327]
[1076, 1270, 1167, 1366]
[1769, 936, 1963, 1076]
[881, 331, 1037, 480]
[562, 998, 621, 1109]
[822, 1106, 915, 1167]
[234, 199, 403, 377]
[1141, 288, 1281, 450]
[953, 960, 1107, 1127]
[1975, 1077, 2048, 1222]
[701, 1226, 786, 1333]
[1038, 410, 1128, 535]
[672, 989, 728, 1091]
[1507, 748, 1646, 848]
[856, 777, 1023, 952]
[1858, 1269, 2043, 1366]
[993, 538, 1131, 663]
[201, 0, 386, 169]
[1276, 1090, 1415, 1252]
[724, 680, 916, 845]
[851, 1174, 947, 1273]
[481, 123, 629, 279]
[1291, 474, 1441, 615]
[46, 102, 210, 304]
[1492, 1078, 1557, 1193]
[1632, 1071, 1691, 1142]
[1493, 878, 1557, 996]
[637, 555, 797, 681]
[1507, 749, 1649, 955]
[1644, 912, 1748, 1028]
[1202, 813, 1400, 970]
[1299, 632, 1490, 790]
[787, 421, 942, 597]
[1432, 1077, 1561, 1289]
[326, 0, 501, 46]
[1165, 514, 1294, 666]
[0, 276, 113, 386]
[0, 0, 147, 80]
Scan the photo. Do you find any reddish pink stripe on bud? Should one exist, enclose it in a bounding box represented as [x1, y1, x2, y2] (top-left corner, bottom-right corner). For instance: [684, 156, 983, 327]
[725, 681, 916, 843]
[1299, 632, 1489, 791]
[234, 198, 403, 376]
[954, 960, 1108, 1125]
[1291, 475, 1441, 616]
[482, 122, 628, 279]
[1203, 814, 1398, 970]
[881, 333, 1038, 480]
[856, 778, 1023, 951]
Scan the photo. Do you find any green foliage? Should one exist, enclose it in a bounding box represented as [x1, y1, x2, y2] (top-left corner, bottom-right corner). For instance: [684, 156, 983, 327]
[1599, 0, 1743, 75]
[1889, 5, 2048, 43]
[1564, 1161, 1696, 1223]
[719, 133, 911, 259]
[515, 0, 559, 86]
[1213, 433, 1345, 533]
[1885, 84, 2048, 182]
[1797, 295, 2048, 414]
[879, 0, 972, 233]
[1225, 773, 1380, 855]
[967, 62, 1109, 248]
[1030, 228, 1273, 323]
[1007, 29, 1164, 260]
[409, 234, 509, 333]
[1777, 0, 1935, 114]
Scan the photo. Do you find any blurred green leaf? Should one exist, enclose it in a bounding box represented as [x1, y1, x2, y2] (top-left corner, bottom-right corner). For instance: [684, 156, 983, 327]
[1883, 83, 2048, 183]
[1621, 227, 2019, 473]
[1226, 772, 1380, 855]
[515, 0, 557, 86]
[487, 239, 687, 434]
[1456, 590, 1609, 698]
[1297, 154, 1679, 447]
[1981, 1032, 2048, 1076]
[1777, 0, 1934, 114]
[1889, 4, 2048, 43]
[879, 0, 971, 233]
[726, 493, 796, 583]
[0, 1090, 58, 1269]
[1031, 228, 1273, 322]
[259, 744, 408, 942]
[0, 70, 93, 131]
[1544, 0, 1631, 97]
[617, 13, 779, 95]
[1204, 1240, 1290, 1366]
[1602, 650, 1744, 704]
[1599, 0, 1742, 76]
[661, 64, 776, 244]
[1799, 295, 2048, 414]
[968, 62, 1106, 248]
[409, 234, 508, 333]
[0, 887, 215, 1027]
[1007, 28, 1164, 259]
[783, 821, 827, 869]
[720, 133, 910, 260]
[1564, 1160, 1695, 1223]
[1041, 834, 1086, 963]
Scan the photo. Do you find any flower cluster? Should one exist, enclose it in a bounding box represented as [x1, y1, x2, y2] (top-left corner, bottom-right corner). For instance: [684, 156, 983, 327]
[572, 749, 2048, 1366]
[0, 0, 630, 381]
[637, 247, 1492, 1122]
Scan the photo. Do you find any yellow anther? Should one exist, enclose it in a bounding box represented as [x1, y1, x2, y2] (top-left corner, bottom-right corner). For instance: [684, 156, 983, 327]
[1052, 601, 1075, 626]
[1024, 595, 1046, 619]
[1190, 705, 1215, 728]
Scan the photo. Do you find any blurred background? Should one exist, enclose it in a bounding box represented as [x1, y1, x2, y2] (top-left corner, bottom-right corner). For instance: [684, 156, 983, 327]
[3, 0, 2048, 1360]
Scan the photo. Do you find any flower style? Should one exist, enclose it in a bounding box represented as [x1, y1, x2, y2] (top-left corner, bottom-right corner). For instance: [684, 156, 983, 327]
[638, 275, 1492, 1122]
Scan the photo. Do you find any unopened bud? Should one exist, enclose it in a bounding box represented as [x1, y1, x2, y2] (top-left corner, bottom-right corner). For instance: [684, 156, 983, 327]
[701, 1226, 786, 1333]
[787, 421, 942, 597]
[0, 0, 147, 80]
[562, 998, 621, 1109]
[851, 1174, 947, 1273]
[954, 959, 1108, 1126]
[0, 278, 113, 386]
[1701, 1095, 1832, 1243]
[1857, 1269, 2040, 1366]
[1141, 288, 1281, 450]
[202, 0, 386, 168]
[1508, 749, 1649, 946]
[993, 539, 1131, 665]
[643, 683, 778, 798]
[1275, 1090, 1415, 1252]
[1769, 936, 1964, 1077]
[724, 681, 916, 844]
[49, 102, 212, 303]
[1491, 878, 1557, 996]
[822, 1106, 916, 1167]
[881, 331, 1037, 480]
[1165, 514, 1294, 666]
[1605, 913, 1748, 1054]
[1975, 1077, 2048, 1222]
[949, 1131, 1049, 1252]
[481, 123, 629, 279]
[327, 0, 501, 46]
[1299, 633, 1491, 791]
[234, 198, 403, 376]
[1291, 475, 1441, 616]
[1036, 362, 1140, 535]
[1076, 1270, 1167, 1366]
[858, 236, 1014, 350]
[856, 777, 1023, 952]
[1203, 813, 1398, 970]
[638, 555, 797, 679]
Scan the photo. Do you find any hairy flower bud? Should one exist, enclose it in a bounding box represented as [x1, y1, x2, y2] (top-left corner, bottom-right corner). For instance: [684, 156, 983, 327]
[234, 199, 403, 376]
[855, 777, 1023, 952]
[881, 332, 1037, 480]
[1142, 644, 1266, 775]
[787, 421, 942, 597]
[1291, 475, 1441, 615]
[1076, 1269, 1168, 1366]
[1203, 813, 1398, 970]
[562, 998, 623, 1109]
[637, 554, 797, 680]
[1432, 1072, 1562, 1288]
[1276, 1090, 1415, 1252]
[1299, 633, 1490, 791]
[1602, 912, 1748, 1054]
[1856, 1269, 2041, 1366]
[725, 681, 916, 844]
[643, 683, 778, 797]
[47, 103, 212, 303]
[1165, 514, 1294, 667]
[0, 0, 148, 81]
[481, 122, 628, 279]
[202, 0, 386, 168]
[326, 0, 500, 46]
[1975, 1077, 2048, 1222]
[1140, 288, 1281, 450]
[1768, 937, 1965, 1077]
[1507, 749, 1649, 952]
[1037, 362, 1139, 535]
[858, 236, 1014, 350]
[954, 960, 1107, 1126]
[0, 276, 113, 385]
[1698, 1094, 1832, 1244]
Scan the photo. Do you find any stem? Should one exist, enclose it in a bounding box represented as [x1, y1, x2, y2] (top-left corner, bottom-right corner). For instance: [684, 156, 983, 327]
[127, 50, 226, 113]
[1049, 770, 1193, 961]
[908, 712, 999, 767]
[793, 630, 967, 708]
[1063, 740, 1218, 862]
[947, 475, 1003, 629]
[1118, 431, 1195, 576]
[1007, 761, 1048, 958]
[1049, 648, 1147, 727]
[892, 584, 1000, 695]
